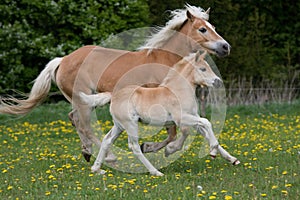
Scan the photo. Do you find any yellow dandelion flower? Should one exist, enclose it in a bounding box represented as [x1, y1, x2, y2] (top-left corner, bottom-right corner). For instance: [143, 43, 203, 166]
[45, 191, 51, 196]
[271, 185, 278, 189]
[261, 193, 267, 197]
[209, 196, 216, 199]
[225, 195, 233, 200]
[7, 185, 13, 190]
[285, 183, 292, 187]
[143, 189, 148, 193]
[281, 190, 288, 195]
[185, 186, 191, 190]
[282, 171, 288, 175]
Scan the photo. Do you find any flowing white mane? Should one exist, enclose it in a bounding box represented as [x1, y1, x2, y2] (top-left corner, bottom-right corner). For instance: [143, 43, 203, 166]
[139, 4, 209, 51]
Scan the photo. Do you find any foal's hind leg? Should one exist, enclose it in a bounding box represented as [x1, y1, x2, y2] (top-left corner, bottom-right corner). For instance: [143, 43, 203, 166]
[141, 125, 177, 153]
[126, 123, 163, 176]
[196, 118, 240, 165]
[92, 125, 122, 174]
[164, 127, 189, 157]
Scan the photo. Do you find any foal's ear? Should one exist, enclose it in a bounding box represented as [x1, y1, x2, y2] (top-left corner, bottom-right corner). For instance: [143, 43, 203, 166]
[195, 50, 207, 62]
[187, 10, 195, 22]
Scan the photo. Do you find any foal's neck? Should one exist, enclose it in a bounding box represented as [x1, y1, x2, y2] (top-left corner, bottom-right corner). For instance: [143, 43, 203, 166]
[160, 61, 196, 96]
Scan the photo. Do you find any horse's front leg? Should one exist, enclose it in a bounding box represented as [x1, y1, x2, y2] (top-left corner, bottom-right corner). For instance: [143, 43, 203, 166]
[165, 127, 189, 157]
[140, 125, 177, 153]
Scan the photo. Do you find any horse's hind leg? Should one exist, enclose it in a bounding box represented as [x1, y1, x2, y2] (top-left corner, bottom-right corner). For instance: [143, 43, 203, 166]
[71, 104, 116, 162]
[68, 107, 94, 162]
[141, 125, 177, 153]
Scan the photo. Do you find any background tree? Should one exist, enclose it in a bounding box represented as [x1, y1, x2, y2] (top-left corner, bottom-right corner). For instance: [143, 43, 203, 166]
[0, 0, 299, 101]
[0, 0, 149, 93]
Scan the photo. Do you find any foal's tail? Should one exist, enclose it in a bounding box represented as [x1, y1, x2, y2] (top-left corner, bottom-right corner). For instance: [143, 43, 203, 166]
[0, 57, 62, 115]
[79, 92, 112, 107]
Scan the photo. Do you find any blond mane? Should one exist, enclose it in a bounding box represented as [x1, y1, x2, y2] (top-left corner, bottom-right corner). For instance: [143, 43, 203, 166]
[139, 4, 209, 51]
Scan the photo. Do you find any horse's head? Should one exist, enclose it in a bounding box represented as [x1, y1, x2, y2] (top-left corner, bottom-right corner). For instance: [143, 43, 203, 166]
[185, 7, 230, 57]
[191, 51, 222, 87]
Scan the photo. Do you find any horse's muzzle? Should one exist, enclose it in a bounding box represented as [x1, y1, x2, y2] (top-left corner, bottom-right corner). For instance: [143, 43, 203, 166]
[215, 42, 231, 57]
[213, 78, 223, 88]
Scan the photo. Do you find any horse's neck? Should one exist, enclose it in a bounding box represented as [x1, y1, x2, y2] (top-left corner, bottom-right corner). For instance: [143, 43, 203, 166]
[160, 22, 193, 57]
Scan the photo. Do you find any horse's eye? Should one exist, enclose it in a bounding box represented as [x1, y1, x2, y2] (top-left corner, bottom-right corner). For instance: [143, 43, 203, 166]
[199, 67, 206, 72]
[198, 27, 207, 33]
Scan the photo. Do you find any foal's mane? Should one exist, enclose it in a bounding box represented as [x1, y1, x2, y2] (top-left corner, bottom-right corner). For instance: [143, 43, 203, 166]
[139, 4, 209, 51]
[160, 53, 196, 86]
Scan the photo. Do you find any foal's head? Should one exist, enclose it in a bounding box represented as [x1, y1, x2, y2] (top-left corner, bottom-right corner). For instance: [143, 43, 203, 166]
[185, 7, 230, 57]
[190, 51, 222, 88]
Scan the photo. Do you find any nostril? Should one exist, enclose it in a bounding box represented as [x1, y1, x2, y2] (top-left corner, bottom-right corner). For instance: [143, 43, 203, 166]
[223, 44, 229, 51]
[213, 78, 223, 88]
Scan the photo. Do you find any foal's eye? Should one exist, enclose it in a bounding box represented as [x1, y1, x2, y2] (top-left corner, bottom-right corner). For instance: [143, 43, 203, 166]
[198, 27, 207, 33]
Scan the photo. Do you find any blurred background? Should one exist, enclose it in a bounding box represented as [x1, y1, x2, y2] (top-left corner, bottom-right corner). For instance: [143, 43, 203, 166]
[0, 0, 299, 104]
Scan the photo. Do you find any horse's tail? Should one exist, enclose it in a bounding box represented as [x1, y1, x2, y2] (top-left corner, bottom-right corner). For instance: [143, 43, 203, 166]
[79, 92, 112, 107]
[0, 57, 63, 115]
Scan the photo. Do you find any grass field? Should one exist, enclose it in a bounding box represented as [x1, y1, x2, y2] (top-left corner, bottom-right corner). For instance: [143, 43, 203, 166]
[0, 100, 299, 199]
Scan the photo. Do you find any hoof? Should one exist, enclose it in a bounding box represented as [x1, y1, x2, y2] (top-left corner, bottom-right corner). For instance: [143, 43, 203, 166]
[232, 159, 240, 165]
[82, 152, 92, 162]
[140, 143, 145, 153]
[210, 154, 217, 159]
[91, 166, 106, 175]
[150, 170, 164, 176]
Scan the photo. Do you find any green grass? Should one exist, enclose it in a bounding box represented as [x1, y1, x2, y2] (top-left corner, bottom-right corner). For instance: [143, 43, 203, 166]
[0, 100, 299, 199]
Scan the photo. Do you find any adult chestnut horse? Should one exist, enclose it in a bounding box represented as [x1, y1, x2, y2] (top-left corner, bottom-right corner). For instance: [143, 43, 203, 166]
[0, 5, 230, 162]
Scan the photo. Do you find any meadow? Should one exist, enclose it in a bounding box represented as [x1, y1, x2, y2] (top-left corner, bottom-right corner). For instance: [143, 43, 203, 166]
[0, 100, 299, 199]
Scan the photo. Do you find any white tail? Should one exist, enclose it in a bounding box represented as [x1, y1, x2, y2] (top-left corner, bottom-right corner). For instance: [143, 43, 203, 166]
[79, 92, 112, 107]
[0, 57, 63, 115]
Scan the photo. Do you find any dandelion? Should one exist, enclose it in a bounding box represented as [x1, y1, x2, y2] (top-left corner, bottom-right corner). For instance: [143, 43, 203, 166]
[282, 171, 288, 175]
[272, 185, 278, 189]
[209, 195, 216, 199]
[261, 193, 267, 197]
[225, 195, 233, 200]
[285, 183, 292, 187]
[281, 190, 288, 195]
[45, 191, 51, 196]
[7, 185, 13, 190]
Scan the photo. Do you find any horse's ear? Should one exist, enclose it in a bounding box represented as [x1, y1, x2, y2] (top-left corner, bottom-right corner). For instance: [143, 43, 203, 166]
[187, 10, 195, 22]
[205, 7, 211, 15]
